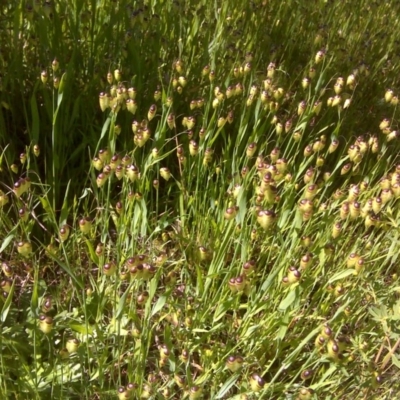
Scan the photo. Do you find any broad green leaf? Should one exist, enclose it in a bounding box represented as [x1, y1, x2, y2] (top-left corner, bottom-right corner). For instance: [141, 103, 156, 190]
[279, 288, 297, 311]
[151, 295, 167, 317]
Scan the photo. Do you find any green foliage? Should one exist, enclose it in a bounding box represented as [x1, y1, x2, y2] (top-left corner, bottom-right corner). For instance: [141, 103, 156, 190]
[0, 0, 400, 399]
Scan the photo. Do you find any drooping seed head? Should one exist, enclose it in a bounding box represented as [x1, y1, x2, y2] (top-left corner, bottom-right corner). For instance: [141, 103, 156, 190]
[249, 373, 265, 392]
[39, 315, 53, 334]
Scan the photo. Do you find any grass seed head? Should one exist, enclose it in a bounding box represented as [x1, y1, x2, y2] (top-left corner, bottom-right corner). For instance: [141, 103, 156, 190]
[180, 349, 189, 363]
[160, 167, 171, 181]
[354, 257, 365, 274]
[249, 373, 265, 392]
[304, 167, 315, 184]
[340, 163, 352, 175]
[298, 388, 314, 400]
[315, 334, 326, 350]
[96, 173, 108, 188]
[137, 291, 149, 305]
[217, 117, 226, 128]
[349, 201, 361, 219]
[315, 50, 325, 64]
[226, 355, 244, 372]
[347, 253, 360, 268]
[126, 99, 138, 114]
[302, 77, 310, 89]
[189, 386, 203, 400]
[41, 70, 48, 84]
[17, 241, 32, 257]
[117, 387, 130, 400]
[154, 89, 161, 101]
[312, 100, 322, 115]
[246, 142, 257, 157]
[209, 70, 216, 81]
[59, 225, 70, 242]
[115, 165, 125, 180]
[18, 206, 29, 222]
[301, 369, 314, 381]
[287, 266, 301, 283]
[66, 338, 80, 354]
[327, 339, 342, 361]
[332, 222, 342, 239]
[381, 188, 393, 203]
[1, 263, 13, 278]
[147, 104, 157, 121]
[300, 253, 313, 270]
[224, 206, 238, 220]
[103, 262, 116, 276]
[1, 279, 12, 293]
[347, 74, 356, 87]
[174, 374, 186, 388]
[39, 315, 53, 334]
[126, 165, 140, 182]
[385, 89, 394, 102]
[316, 157, 325, 167]
[298, 101, 307, 115]
[304, 184, 318, 200]
[340, 202, 350, 219]
[257, 209, 276, 229]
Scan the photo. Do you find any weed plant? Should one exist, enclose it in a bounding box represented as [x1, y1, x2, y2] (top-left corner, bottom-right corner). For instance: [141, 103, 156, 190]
[0, 1, 400, 399]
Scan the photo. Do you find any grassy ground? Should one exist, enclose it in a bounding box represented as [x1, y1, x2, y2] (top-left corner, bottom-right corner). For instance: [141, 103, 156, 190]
[1, 0, 400, 399]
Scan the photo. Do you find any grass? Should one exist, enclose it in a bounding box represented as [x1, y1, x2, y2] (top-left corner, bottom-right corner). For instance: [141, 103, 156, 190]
[1, 0, 400, 399]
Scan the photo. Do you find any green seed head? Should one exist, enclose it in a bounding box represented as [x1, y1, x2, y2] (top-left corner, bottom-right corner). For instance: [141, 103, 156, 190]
[315, 50, 325, 64]
[385, 89, 394, 103]
[59, 225, 70, 242]
[209, 69, 216, 81]
[300, 253, 313, 270]
[246, 142, 257, 157]
[224, 206, 238, 220]
[301, 77, 310, 89]
[226, 355, 244, 372]
[1, 263, 13, 278]
[249, 373, 265, 392]
[154, 89, 161, 101]
[1, 279, 12, 293]
[315, 334, 325, 349]
[301, 369, 314, 380]
[327, 339, 342, 361]
[340, 163, 352, 175]
[126, 165, 139, 182]
[287, 266, 301, 283]
[117, 387, 130, 400]
[332, 222, 342, 239]
[257, 209, 276, 229]
[160, 167, 171, 181]
[103, 262, 116, 276]
[174, 374, 185, 388]
[39, 315, 53, 334]
[267, 62, 276, 78]
[340, 202, 350, 219]
[17, 241, 32, 257]
[312, 100, 322, 115]
[346, 74, 356, 88]
[41, 70, 48, 84]
[189, 386, 203, 400]
[127, 87, 137, 100]
[303, 167, 315, 184]
[66, 338, 80, 354]
[372, 197, 382, 214]
[147, 104, 157, 121]
[298, 100, 307, 115]
[298, 388, 314, 400]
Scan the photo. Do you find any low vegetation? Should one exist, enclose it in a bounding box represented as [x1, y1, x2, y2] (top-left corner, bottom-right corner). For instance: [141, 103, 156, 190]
[0, 1, 400, 399]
